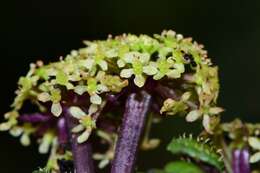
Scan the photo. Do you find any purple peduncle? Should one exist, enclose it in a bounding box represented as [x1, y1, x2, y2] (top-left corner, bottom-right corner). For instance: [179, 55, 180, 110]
[63, 107, 95, 173]
[232, 149, 250, 173]
[111, 91, 152, 173]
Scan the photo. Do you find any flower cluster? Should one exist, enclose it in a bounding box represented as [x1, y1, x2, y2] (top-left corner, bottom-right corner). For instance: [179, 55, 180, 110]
[0, 30, 220, 171]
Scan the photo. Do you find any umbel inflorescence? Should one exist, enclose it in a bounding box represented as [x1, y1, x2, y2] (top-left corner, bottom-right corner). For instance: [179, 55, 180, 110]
[0, 30, 221, 172]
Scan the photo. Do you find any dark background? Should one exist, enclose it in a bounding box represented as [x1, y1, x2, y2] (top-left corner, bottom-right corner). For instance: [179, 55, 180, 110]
[1, 0, 260, 172]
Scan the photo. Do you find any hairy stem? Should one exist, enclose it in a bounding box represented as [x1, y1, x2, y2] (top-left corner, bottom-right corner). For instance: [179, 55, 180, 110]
[111, 91, 152, 173]
[219, 137, 232, 173]
[63, 108, 95, 173]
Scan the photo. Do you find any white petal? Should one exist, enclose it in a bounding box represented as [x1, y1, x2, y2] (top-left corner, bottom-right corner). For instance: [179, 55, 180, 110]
[71, 50, 78, 57]
[98, 159, 110, 169]
[98, 60, 108, 71]
[139, 53, 150, 63]
[120, 69, 134, 78]
[249, 137, 260, 150]
[90, 94, 102, 105]
[142, 138, 160, 150]
[203, 114, 212, 134]
[88, 104, 98, 115]
[174, 63, 185, 73]
[166, 70, 181, 78]
[39, 140, 50, 154]
[20, 134, 30, 146]
[66, 82, 74, 90]
[77, 129, 92, 143]
[39, 133, 54, 154]
[186, 110, 202, 122]
[165, 30, 176, 37]
[176, 34, 183, 41]
[123, 52, 135, 63]
[97, 84, 109, 93]
[84, 59, 95, 69]
[72, 124, 85, 133]
[250, 151, 260, 163]
[37, 92, 51, 102]
[69, 106, 86, 119]
[105, 49, 118, 58]
[51, 102, 62, 117]
[9, 127, 23, 137]
[93, 153, 104, 160]
[74, 85, 87, 95]
[153, 72, 164, 80]
[143, 65, 158, 75]
[134, 75, 145, 87]
[117, 59, 126, 68]
[209, 107, 224, 115]
[0, 122, 11, 131]
[181, 92, 191, 101]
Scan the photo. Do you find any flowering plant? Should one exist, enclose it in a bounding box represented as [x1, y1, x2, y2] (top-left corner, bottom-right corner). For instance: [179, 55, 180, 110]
[1, 30, 259, 173]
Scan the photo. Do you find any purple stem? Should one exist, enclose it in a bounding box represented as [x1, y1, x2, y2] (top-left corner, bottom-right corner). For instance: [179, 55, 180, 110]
[232, 149, 250, 173]
[232, 150, 240, 173]
[111, 91, 152, 173]
[154, 83, 178, 100]
[63, 108, 95, 173]
[18, 113, 51, 123]
[57, 117, 69, 147]
[239, 149, 250, 173]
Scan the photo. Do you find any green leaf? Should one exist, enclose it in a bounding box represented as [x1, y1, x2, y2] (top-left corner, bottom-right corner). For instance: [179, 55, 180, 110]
[167, 137, 223, 171]
[164, 161, 203, 173]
